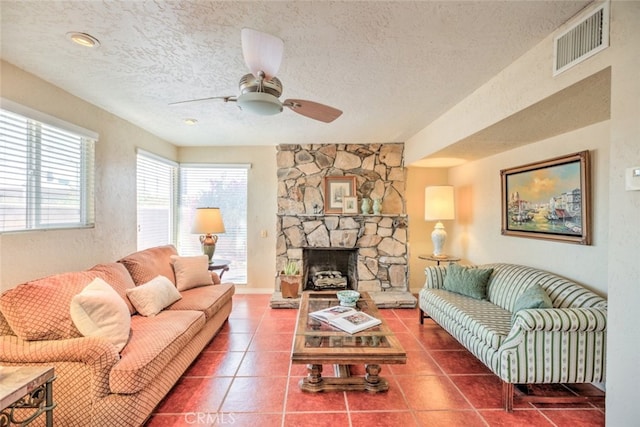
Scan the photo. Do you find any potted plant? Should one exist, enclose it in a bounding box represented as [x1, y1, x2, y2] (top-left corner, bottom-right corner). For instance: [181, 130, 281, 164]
[280, 261, 302, 298]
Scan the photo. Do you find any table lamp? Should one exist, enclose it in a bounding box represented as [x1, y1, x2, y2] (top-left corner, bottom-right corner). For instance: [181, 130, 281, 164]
[424, 186, 455, 258]
[191, 207, 225, 262]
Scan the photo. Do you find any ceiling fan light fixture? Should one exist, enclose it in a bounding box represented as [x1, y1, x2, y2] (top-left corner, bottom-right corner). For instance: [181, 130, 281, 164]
[237, 92, 282, 116]
[66, 32, 100, 48]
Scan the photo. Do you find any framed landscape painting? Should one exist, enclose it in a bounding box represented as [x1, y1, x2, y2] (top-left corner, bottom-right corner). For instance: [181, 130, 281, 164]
[324, 176, 356, 214]
[501, 151, 591, 245]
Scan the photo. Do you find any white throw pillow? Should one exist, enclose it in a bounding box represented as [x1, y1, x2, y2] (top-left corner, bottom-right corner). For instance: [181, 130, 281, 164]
[170, 255, 213, 291]
[126, 275, 182, 317]
[70, 277, 131, 352]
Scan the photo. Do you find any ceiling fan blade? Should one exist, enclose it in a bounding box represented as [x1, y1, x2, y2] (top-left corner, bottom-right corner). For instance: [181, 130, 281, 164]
[241, 28, 284, 81]
[169, 96, 236, 106]
[284, 99, 343, 123]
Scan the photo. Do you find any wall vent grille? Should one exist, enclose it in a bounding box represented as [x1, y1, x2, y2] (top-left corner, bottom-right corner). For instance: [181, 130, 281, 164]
[553, 2, 609, 76]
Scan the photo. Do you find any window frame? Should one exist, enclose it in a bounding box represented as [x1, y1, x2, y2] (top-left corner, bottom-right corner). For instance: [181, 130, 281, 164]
[0, 99, 97, 233]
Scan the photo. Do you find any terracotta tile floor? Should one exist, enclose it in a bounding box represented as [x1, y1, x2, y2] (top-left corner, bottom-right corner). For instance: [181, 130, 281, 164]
[146, 294, 605, 426]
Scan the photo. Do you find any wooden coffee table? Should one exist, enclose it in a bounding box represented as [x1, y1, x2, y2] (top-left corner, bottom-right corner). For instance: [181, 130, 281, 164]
[291, 291, 406, 393]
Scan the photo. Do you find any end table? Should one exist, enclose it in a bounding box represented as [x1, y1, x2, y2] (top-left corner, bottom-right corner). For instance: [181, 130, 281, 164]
[418, 254, 460, 266]
[208, 259, 230, 279]
[0, 366, 56, 426]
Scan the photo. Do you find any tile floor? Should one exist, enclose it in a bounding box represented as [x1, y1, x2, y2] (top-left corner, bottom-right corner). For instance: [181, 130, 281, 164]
[146, 294, 605, 427]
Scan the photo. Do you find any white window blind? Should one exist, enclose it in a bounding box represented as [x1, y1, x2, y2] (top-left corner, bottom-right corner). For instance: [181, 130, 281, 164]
[0, 106, 95, 232]
[178, 165, 249, 283]
[136, 150, 177, 250]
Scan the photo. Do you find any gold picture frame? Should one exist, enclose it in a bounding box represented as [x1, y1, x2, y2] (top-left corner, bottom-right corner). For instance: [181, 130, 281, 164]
[501, 151, 591, 245]
[324, 176, 356, 214]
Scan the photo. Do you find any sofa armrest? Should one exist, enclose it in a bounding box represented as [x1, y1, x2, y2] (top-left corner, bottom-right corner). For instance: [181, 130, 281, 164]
[498, 307, 607, 384]
[423, 266, 447, 289]
[0, 335, 119, 372]
[1, 335, 120, 400]
[513, 307, 607, 333]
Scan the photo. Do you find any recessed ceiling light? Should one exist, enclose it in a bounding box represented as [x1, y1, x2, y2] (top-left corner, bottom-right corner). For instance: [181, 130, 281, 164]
[184, 118, 198, 125]
[66, 32, 100, 48]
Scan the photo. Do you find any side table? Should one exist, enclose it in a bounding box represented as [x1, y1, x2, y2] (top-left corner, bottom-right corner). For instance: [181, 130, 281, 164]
[208, 259, 230, 279]
[418, 254, 460, 266]
[0, 366, 56, 426]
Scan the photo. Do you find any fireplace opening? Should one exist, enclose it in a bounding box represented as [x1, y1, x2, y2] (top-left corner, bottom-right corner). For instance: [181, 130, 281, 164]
[303, 248, 358, 291]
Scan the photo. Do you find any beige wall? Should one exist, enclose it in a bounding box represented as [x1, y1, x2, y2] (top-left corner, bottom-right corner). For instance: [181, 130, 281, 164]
[405, 1, 640, 423]
[0, 61, 177, 290]
[446, 122, 610, 295]
[604, 1, 640, 423]
[178, 146, 277, 292]
[405, 167, 448, 292]
[0, 63, 277, 293]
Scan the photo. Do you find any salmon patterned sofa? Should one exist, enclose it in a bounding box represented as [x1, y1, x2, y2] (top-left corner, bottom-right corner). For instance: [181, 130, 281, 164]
[419, 263, 607, 411]
[0, 245, 234, 426]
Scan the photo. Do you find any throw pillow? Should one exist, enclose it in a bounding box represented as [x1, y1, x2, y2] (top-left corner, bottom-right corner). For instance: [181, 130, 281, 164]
[126, 275, 182, 317]
[89, 262, 137, 314]
[443, 263, 494, 300]
[70, 278, 131, 352]
[512, 284, 553, 321]
[118, 245, 178, 286]
[170, 255, 213, 291]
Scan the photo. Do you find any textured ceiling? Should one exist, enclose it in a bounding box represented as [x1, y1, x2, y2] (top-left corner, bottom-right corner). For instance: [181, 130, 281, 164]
[1, 1, 591, 154]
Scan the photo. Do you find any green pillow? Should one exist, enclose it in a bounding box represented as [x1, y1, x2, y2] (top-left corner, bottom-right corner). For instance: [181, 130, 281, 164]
[443, 263, 494, 300]
[512, 284, 553, 322]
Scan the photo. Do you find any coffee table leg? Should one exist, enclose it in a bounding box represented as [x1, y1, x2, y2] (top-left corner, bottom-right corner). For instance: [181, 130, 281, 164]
[299, 364, 325, 392]
[364, 364, 388, 392]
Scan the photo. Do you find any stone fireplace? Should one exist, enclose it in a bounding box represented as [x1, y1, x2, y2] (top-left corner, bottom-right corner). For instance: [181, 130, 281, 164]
[271, 143, 416, 308]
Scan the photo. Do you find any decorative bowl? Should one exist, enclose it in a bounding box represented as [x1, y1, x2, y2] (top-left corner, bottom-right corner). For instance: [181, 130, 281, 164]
[336, 290, 360, 307]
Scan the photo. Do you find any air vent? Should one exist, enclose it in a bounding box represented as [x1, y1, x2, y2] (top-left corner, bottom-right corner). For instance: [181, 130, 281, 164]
[553, 2, 609, 76]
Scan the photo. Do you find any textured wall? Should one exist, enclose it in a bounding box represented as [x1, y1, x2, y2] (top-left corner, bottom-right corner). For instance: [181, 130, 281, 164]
[406, 1, 640, 421]
[0, 61, 177, 291]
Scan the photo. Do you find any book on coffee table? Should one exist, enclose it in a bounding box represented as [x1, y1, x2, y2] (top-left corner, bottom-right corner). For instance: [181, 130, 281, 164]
[310, 305, 381, 334]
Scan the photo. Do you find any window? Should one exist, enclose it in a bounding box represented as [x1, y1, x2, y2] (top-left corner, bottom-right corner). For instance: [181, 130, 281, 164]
[178, 165, 249, 283]
[0, 102, 96, 233]
[136, 150, 178, 250]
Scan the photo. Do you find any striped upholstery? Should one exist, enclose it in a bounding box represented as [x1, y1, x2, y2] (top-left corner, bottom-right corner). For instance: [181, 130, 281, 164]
[0, 246, 235, 426]
[420, 263, 607, 391]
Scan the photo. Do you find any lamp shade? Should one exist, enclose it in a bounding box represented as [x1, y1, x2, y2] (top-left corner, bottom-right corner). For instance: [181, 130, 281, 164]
[424, 186, 455, 221]
[191, 207, 226, 234]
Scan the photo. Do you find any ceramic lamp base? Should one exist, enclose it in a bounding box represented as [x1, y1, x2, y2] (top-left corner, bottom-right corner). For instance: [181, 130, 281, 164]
[431, 222, 447, 257]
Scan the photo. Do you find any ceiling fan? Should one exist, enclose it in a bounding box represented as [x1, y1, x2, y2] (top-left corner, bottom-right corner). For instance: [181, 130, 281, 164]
[170, 28, 343, 123]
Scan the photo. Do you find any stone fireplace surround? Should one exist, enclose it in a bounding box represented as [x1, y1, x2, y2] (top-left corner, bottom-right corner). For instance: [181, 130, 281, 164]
[270, 143, 417, 309]
[270, 213, 416, 308]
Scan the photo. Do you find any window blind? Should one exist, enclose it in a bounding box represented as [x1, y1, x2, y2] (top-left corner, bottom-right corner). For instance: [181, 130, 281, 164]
[178, 164, 249, 283]
[136, 150, 178, 250]
[0, 107, 95, 232]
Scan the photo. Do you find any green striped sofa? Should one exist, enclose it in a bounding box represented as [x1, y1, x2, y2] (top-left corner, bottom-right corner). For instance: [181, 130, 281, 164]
[419, 263, 606, 411]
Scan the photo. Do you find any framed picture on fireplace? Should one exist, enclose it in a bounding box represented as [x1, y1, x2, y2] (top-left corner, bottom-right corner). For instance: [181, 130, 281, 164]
[324, 176, 356, 214]
[342, 196, 358, 214]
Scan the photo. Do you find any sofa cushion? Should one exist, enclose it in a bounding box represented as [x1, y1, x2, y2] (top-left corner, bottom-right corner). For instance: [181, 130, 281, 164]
[70, 277, 132, 352]
[0, 271, 97, 340]
[422, 288, 512, 351]
[444, 264, 494, 300]
[89, 262, 137, 314]
[170, 255, 213, 291]
[126, 275, 182, 317]
[118, 245, 178, 286]
[109, 310, 205, 394]
[167, 283, 235, 320]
